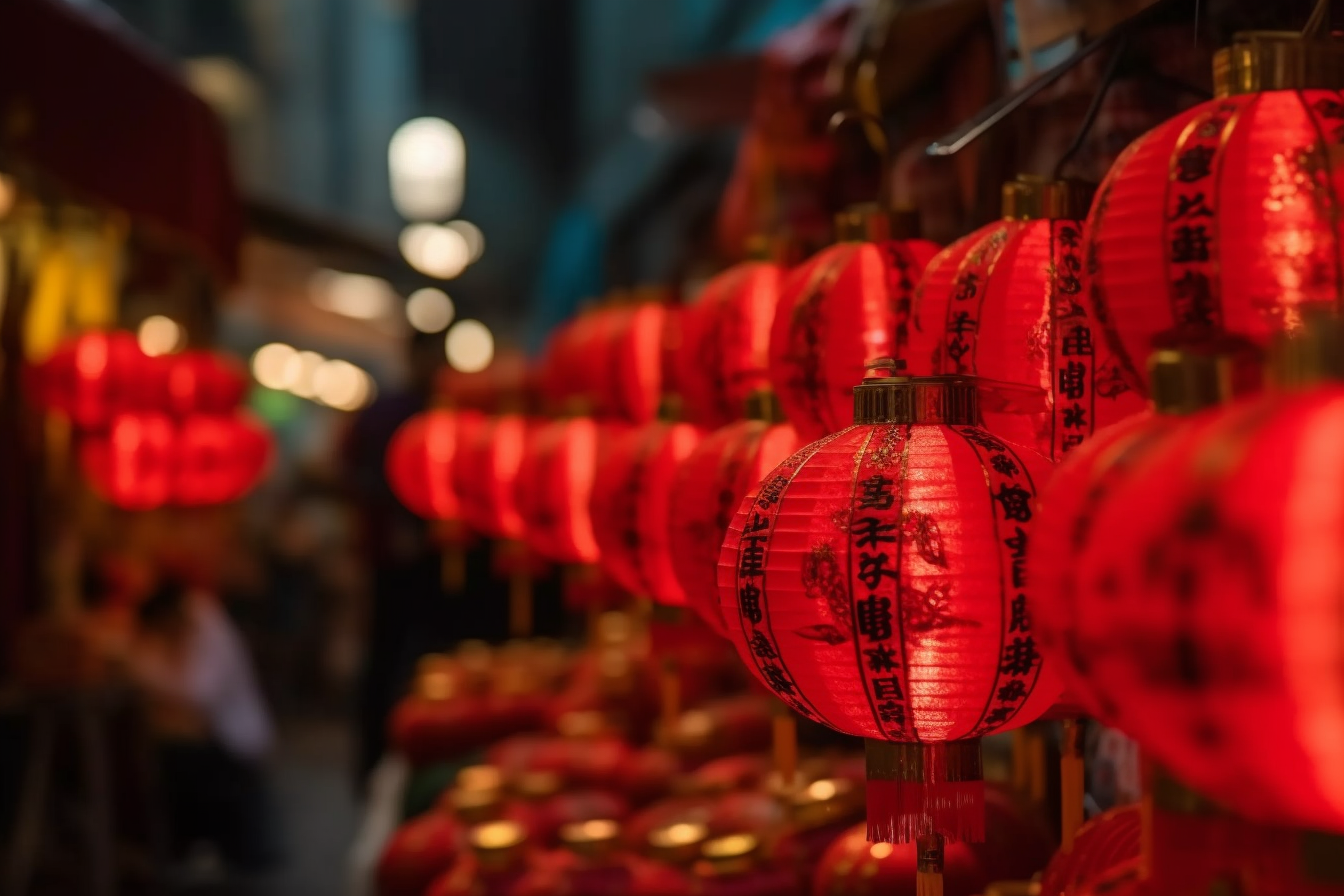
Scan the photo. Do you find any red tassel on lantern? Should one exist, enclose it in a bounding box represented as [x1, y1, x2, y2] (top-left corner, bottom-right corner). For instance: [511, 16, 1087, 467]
[769, 219, 939, 441]
[679, 262, 781, 429]
[668, 417, 798, 636]
[590, 421, 703, 602]
[1072, 384, 1344, 834]
[718, 365, 1058, 844]
[914, 178, 1144, 460]
[387, 409, 484, 522]
[514, 416, 601, 564]
[1084, 33, 1344, 398]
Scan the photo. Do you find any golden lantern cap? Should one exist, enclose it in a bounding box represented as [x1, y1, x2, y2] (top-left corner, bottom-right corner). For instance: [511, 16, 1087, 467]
[834, 203, 921, 242]
[1215, 32, 1344, 97]
[1147, 332, 1262, 414]
[456, 764, 505, 794]
[450, 786, 504, 825]
[468, 820, 528, 870]
[1001, 175, 1094, 221]
[1267, 309, 1344, 389]
[789, 777, 859, 830]
[559, 819, 621, 860]
[515, 770, 563, 800]
[696, 833, 760, 877]
[852, 359, 980, 425]
[743, 388, 784, 423]
[647, 821, 710, 865]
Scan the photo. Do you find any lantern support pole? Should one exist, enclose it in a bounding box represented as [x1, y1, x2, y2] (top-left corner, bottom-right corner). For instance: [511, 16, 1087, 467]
[1061, 718, 1086, 851]
[916, 832, 945, 896]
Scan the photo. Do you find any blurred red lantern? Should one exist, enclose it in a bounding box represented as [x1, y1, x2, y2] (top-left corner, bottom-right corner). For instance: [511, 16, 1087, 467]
[33, 330, 158, 428]
[1073, 384, 1344, 833]
[603, 303, 666, 424]
[1084, 33, 1344, 399]
[668, 417, 798, 636]
[160, 350, 248, 416]
[718, 367, 1059, 843]
[454, 414, 529, 539]
[514, 416, 600, 564]
[386, 410, 482, 521]
[1038, 806, 1141, 896]
[915, 178, 1144, 460]
[679, 262, 781, 428]
[906, 230, 984, 375]
[79, 412, 175, 510]
[377, 811, 464, 896]
[769, 220, 939, 440]
[175, 411, 272, 506]
[812, 784, 1055, 896]
[590, 421, 702, 601]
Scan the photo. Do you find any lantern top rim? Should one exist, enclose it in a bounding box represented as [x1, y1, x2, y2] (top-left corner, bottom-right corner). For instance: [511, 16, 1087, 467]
[1214, 31, 1344, 96]
[834, 203, 922, 242]
[1000, 175, 1094, 222]
[1146, 333, 1262, 414]
[853, 359, 981, 425]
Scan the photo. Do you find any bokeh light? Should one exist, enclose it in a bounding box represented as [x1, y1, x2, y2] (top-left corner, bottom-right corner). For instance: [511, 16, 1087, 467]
[405, 287, 455, 333]
[444, 319, 494, 372]
[137, 315, 184, 357]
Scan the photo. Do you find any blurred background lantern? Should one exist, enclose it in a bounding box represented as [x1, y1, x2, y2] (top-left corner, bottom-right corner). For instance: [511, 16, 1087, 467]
[32, 330, 159, 429]
[719, 364, 1059, 851]
[454, 414, 530, 541]
[1084, 32, 1344, 399]
[679, 261, 781, 429]
[514, 416, 601, 565]
[916, 177, 1144, 460]
[386, 409, 482, 523]
[159, 349, 249, 417]
[769, 211, 940, 440]
[79, 412, 176, 511]
[174, 411, 272, 506]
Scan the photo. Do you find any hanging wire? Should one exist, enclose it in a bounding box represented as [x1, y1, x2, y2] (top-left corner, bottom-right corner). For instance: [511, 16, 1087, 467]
[1053, 34, 1130, 180]
[1303, 0, 1331, 36]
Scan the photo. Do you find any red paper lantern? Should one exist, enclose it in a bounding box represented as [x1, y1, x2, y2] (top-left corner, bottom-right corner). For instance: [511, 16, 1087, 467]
[160, 350, 248, 416]
[79, 412, 175, 510]
[386, 409, 483, 521]
[906, 230, 983, 376]
[1072, 385, 1344, 833]
[377, 811, 464, 896]
[603, 303, 666, 424]
[514, 416, 600, 564]
[1084, 33, 1344, 399]
[33, 330, 159, 428]
[718, 368, 1059, 843]
[769, 229, 940, 440]
[679, 262, 781, 428]
[668, 418, 799, 636]
[454, 414, 529, 540]
[174, 411, 272, 506]
[1038, 806, 1141, 896]
[590, 421, 702, 601]
[914, 179, 1144, 460]
[812, 784, 1055, 896]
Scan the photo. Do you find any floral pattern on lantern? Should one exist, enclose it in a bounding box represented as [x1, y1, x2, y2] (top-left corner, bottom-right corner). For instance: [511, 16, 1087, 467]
[769, 238, 939, 440]
[668, 419, 799, 636]
[679, 262, 781, 428]
[1071, 387, 1344, 833]
[717, 382, 1058, 842]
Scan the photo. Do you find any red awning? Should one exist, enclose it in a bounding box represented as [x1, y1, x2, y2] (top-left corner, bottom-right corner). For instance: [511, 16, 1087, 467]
[0, 0, 243, 281]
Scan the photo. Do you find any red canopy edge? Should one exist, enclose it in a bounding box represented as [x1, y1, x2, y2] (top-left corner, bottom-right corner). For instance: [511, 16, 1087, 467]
[0, 0, 243, 282]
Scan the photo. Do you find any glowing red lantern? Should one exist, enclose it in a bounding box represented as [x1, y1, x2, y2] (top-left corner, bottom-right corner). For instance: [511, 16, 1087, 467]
[679, 262, 781, 428]
[387, 410, 482, 521]
[813, 784, 1055, 896]
[1072, 384, 1344, 833]
[160, 350, 248, 416]
[454, 414, 529, 540]
[1084, 33, 1344, 399]
[602, 303, 666, 424]
[906, 230, 984, 376]
[514, 416, 600, 564]
[914, 178, 1144, 460]
[590, 421, 702, 601]
[769, 217, 940, 440]
[175, 412, 272, 506]
[79, 412, 175, 510]
[718, 365, 1059, 845]
[33, 330, 158, 428]
[668, 416, 798, 636]
[1038, 806, 1140, 896]
[377, 812, 464, 896]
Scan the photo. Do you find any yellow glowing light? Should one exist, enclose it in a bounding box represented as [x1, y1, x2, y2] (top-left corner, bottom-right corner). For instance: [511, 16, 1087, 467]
[285, 350, 326, 399]
[469, 820, 525, 851]
[312, 358, 372, 410]
[137, 315, 184, 357]
[446, 220, 485, 262]
[252, 343, 298, 390]
[389, 117, 465, 221]
[405, 287, 455, 333]
[869, 842, 895, 859]
[311, 270, 396, 321]
[649, 822, 708, 848]
[0, 174, 16, 220]
[401, 223, 470, 279]
[444, 319, 493, 372]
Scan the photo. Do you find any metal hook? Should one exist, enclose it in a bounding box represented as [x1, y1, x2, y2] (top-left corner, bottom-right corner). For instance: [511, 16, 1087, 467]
[828, 109, 892, 204]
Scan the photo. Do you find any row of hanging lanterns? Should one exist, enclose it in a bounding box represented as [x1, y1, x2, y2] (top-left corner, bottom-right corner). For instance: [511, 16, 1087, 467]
[383, 29, 1344, 895]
